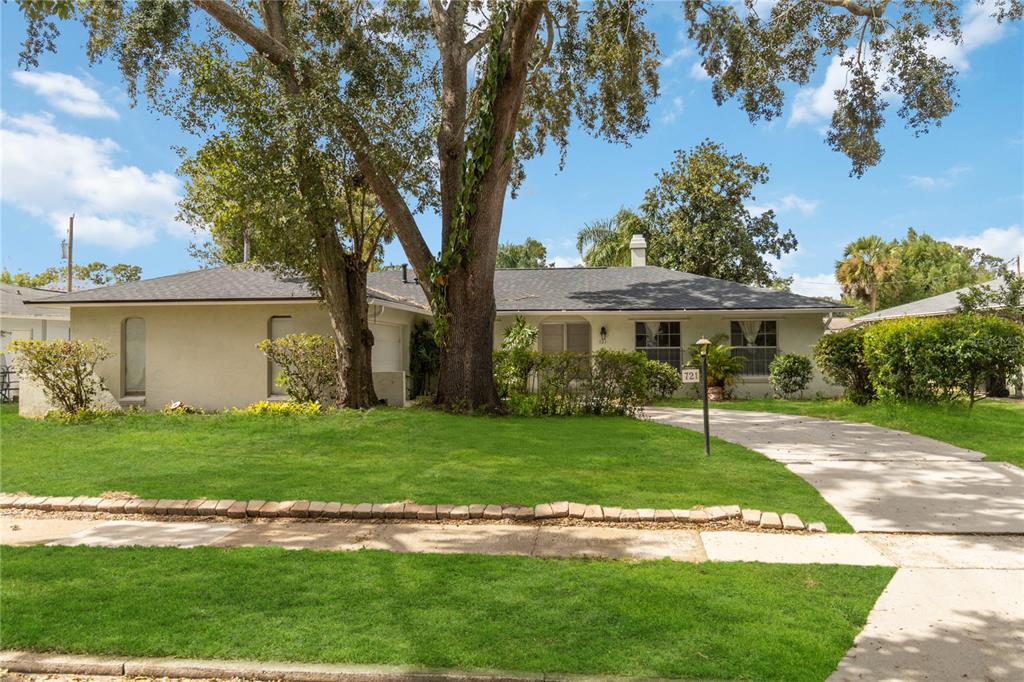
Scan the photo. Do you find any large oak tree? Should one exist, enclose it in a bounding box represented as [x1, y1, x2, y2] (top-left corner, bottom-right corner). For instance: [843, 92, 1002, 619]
[17, 0, 1020, 409]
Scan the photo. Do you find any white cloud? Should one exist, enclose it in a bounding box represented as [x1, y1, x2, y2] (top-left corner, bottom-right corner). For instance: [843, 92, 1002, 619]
[11, 70, 119, 119]
[789, 1, 1010, 128]
[661, 45, 695, 69]
[688, 61, 710, 80]
[0, 111, 182, 250]
[790, 273, 842, 300]
[552, 254, 583, 268]
[790, 55, 847, 127]
[944, 225, 1024, 260]
[748, 193, 820, 216]
[906, 164, 971, 190]
[660, 96, 685, 125]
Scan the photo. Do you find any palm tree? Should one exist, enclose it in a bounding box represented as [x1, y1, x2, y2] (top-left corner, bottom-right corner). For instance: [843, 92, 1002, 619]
[835, 235, 895, 312]
[576, 208, 647, 266]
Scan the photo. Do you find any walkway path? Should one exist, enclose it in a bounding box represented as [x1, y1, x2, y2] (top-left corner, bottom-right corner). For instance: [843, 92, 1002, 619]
[645, 408, 1024, 533]
[645, 407, 1024, 681]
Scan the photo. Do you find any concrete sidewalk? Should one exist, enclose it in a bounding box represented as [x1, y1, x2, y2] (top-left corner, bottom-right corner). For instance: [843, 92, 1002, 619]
[7, 515, 1023, 569]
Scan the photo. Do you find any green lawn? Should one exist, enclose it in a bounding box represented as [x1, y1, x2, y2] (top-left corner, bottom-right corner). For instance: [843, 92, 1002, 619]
[0, 405, 850, 530]
[654, 397, 1024, 469]
[1, 545, 893, 681]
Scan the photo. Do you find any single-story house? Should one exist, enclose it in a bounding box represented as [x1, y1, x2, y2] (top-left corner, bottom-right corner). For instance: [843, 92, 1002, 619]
[853, 277, 1009, 324]
[23, 239, 849, 413]
[1, 283, 71, 401]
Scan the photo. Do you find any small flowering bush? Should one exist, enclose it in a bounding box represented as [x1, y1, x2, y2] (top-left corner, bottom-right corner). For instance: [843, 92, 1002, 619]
[236, 400, 323, 416]
[162, 401, 205, 415]
[8, 338, 112, 414]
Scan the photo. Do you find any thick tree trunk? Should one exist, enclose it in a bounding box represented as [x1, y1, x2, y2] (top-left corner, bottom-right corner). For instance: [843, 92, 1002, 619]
[317, 244, 378, 409]
[435, 263, 500, 410]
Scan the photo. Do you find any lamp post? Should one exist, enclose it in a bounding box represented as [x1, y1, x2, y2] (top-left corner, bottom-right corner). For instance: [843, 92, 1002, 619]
[695, 337, 712, 457]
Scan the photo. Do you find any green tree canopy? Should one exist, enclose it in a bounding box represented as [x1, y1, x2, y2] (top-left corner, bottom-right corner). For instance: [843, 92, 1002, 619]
[837, 228, 1000, 312]
[576, 208, 648, 267]
[495, 237, 549, 269]
[641, 140, 797, 286]
[685, 0, 1022, 176]
[1, 262, 142, 290]
[577, 142, 797, 286]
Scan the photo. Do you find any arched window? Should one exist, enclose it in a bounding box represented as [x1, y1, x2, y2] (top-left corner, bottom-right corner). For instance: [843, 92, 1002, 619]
[267, 316, 293, 396]
[123, 317, 146, 395]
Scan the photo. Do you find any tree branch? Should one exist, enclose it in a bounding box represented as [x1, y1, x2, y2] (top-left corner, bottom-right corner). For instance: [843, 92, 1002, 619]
[817, 0, 889, 19]
[192, 0, 292, 65]
[333, 107, 433, 292]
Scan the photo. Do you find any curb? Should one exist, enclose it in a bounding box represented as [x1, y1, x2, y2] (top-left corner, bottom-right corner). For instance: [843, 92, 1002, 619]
[0, 650, 682, 682]
[0, 494, 827, 533]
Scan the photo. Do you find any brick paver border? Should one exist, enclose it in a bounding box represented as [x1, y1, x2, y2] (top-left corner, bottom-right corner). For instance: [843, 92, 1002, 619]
[0, 649, 629, 682]
[0, 493, 827, 532]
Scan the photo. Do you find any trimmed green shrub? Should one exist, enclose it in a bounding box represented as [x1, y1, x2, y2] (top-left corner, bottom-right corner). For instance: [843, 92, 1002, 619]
[256, 333, 337, 404]
[8, 338, 112, 414]
[813, 327, 874, 405]
[863, 314, 1024, 405]
[768, 353, 814, 398]
[496, 348, 676, 416]
[647, 359, 683, 398]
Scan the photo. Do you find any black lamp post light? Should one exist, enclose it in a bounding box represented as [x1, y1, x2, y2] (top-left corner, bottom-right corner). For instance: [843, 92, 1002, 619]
[695, 337, 712, 457]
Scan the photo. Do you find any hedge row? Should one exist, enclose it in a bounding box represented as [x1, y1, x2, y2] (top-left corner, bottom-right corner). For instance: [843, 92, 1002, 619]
[814, 314, 1024, 405]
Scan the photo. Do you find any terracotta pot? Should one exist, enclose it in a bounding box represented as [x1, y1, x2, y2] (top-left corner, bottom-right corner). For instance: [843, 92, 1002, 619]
[707, 386, 725, 402]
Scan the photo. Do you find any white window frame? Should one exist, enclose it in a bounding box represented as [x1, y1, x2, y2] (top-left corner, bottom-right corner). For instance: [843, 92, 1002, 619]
[267, 316, 293, 396]
[729, 319, 779, 377]
[634, 321, 683, 369]
[122, 317, 146, 396]
[540, 322, 591, 355]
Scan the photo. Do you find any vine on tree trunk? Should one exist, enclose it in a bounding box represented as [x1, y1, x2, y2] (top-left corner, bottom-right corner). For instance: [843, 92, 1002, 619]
[426, 5, 512, 346]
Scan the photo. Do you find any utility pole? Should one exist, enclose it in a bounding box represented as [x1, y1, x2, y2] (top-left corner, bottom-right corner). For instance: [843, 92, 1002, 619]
[66, 214, 75, 293]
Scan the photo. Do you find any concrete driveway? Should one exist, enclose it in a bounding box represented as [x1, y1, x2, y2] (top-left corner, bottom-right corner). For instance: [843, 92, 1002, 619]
[645, 408, 1024, 534]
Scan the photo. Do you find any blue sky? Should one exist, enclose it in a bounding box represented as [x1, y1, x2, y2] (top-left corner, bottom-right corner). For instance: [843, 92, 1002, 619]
[2, 2, 1022, 299]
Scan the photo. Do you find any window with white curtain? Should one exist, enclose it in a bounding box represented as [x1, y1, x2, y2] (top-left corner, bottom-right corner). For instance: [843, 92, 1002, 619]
[123, 317, 146, 395]
[635, 321, 681, 368]
[268, 316, 293, 395]
[540, 322, 591, 354]
[730, 320, 778, 376]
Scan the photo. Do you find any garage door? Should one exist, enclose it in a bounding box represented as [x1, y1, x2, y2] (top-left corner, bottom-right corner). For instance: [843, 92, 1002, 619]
[371, 323, 403, 372]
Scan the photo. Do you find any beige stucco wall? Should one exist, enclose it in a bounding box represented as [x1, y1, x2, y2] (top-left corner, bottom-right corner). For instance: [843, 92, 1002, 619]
[494, 311, 841, 399]
[62, 302, 426, 412]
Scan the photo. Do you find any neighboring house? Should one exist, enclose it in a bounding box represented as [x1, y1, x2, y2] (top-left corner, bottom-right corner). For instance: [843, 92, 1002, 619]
[1, 283, 71, 400]
[854, 277, 1009, 324]
[25, 239, 849, 413]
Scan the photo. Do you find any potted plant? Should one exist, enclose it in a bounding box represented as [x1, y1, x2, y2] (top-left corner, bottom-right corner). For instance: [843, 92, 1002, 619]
[687, 336, 745, 401]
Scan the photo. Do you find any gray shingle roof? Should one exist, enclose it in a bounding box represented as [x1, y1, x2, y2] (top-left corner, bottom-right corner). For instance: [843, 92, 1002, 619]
[27, 265, 849, 312]
[1, 282, 70, 319]
[854, 278, 1007, 323]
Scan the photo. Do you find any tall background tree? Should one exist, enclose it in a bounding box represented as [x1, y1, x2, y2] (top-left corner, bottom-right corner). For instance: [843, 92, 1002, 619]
[18, 0, 1020, 408]
[1, 262, 142, 290]
[835, 235, 894, 312]
[495, 237, 549, 268]
[576, 208, 647, 267]
[577, 141, 797, 287]
[836, 229, 1000, 313]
